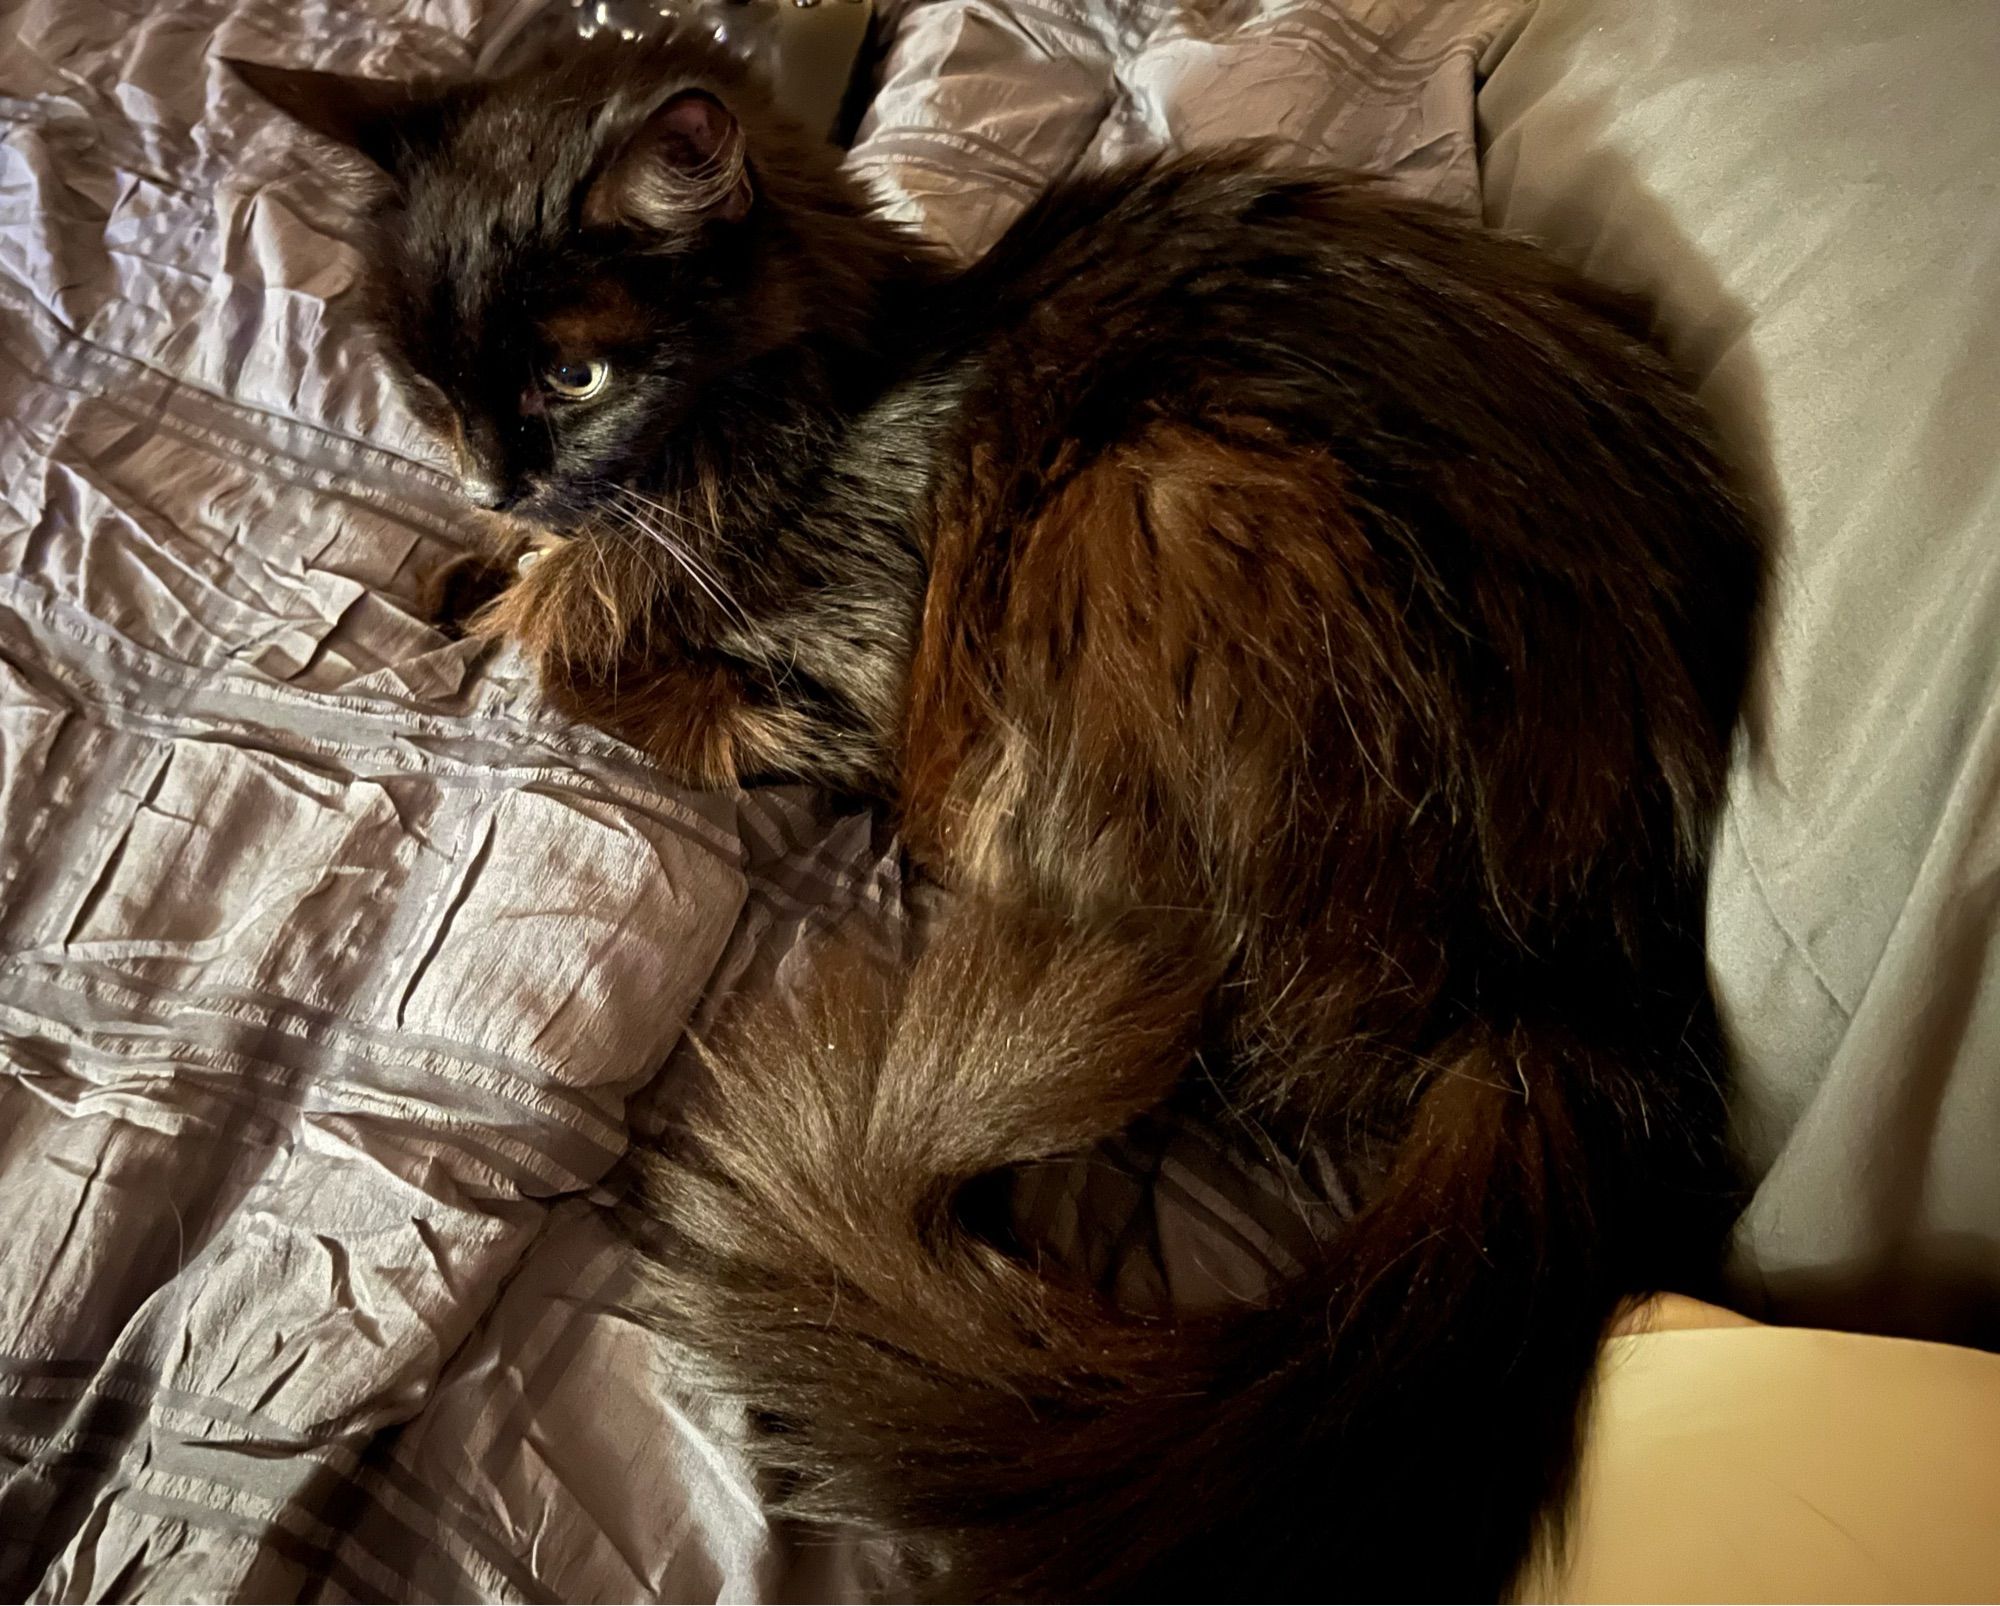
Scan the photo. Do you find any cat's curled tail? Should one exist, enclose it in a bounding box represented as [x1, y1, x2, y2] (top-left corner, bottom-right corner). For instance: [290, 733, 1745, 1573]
[628, 891, 1705, 1600]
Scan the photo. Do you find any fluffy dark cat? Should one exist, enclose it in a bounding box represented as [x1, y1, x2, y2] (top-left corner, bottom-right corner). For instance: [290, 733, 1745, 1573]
[233, 31, 1763, 1602]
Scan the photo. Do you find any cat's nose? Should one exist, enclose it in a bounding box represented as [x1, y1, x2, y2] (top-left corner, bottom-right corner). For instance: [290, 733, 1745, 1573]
[460, 472, 513, 511]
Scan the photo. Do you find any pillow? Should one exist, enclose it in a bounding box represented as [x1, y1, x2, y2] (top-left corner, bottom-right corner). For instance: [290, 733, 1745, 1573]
[1479, 0, 2000, 1344]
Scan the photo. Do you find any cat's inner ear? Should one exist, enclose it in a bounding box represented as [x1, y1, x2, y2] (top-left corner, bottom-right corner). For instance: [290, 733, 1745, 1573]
[224, 57, 436, 175]
[583, 90, 751, 231]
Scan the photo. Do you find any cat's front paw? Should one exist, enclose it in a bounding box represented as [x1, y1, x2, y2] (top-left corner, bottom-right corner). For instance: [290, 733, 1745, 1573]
[423, 550, 517, 640]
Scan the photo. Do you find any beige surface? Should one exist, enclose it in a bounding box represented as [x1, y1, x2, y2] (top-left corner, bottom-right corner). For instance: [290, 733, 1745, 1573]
[1483, 4, 2000, 1589]
[1479, 0, 2000, 1348]
[1530, 1300, 2000, 1602]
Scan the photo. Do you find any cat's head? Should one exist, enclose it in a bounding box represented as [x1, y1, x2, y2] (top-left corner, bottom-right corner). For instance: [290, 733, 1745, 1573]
[229, 35, 870, 523]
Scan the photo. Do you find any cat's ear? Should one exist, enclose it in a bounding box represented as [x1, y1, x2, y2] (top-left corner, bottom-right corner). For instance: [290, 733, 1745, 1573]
[224, 57, 438, 176]
[583, 90, 751, 231]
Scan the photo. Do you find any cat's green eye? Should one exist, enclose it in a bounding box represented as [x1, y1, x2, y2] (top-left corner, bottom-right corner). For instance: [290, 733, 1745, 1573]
[543, 358, 609, 401]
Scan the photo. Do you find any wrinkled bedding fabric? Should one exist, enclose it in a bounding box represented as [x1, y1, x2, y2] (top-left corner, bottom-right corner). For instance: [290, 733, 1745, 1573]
[0, 0, 1520, 1597]
[12, 0, 1998, 1595]
[1476, 0, 2000, 1347]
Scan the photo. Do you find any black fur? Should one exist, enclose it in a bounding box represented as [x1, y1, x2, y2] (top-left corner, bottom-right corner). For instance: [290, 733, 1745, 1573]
[235, 31, 1763, 1600]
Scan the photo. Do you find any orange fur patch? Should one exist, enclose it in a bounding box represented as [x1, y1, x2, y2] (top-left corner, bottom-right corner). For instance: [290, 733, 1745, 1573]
[542, 283, 648, 355]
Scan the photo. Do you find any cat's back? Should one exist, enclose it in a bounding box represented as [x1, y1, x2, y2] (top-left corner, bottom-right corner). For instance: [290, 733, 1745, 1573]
[904, 152, 1755, 900]
[937, 154, 1687, 471]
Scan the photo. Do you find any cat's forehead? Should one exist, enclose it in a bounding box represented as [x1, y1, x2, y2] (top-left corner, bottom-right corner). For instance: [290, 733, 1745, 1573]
[544, 285, 649, 350]
[405, 96, 605, 248]
[379, 106, 613, 357]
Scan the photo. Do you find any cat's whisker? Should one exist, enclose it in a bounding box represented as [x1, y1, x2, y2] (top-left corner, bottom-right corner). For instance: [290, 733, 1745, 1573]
[609, 502, 754, 636]
[601, 488, 757, 637]
[601, 480, 757, 598]
[607, 481, 731, 554]
[604, 482, 731, 554]
[588, 497, 795, 717]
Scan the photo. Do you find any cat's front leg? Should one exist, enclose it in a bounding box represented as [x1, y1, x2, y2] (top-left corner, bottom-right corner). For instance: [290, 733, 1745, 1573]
[419, 510, 545, 639]
[422, 550, 515, 640]
[539, 648, 830, 790]
[472, 542, 876, 792]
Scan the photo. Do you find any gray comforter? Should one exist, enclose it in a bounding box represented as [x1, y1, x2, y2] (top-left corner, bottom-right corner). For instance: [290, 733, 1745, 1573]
[0, 0, 1517, 1596]
[5, 0, 1997, 1597]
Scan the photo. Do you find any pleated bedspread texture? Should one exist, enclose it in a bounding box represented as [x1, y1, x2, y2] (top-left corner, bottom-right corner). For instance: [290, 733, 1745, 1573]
[4, 0, 1998, 1598]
